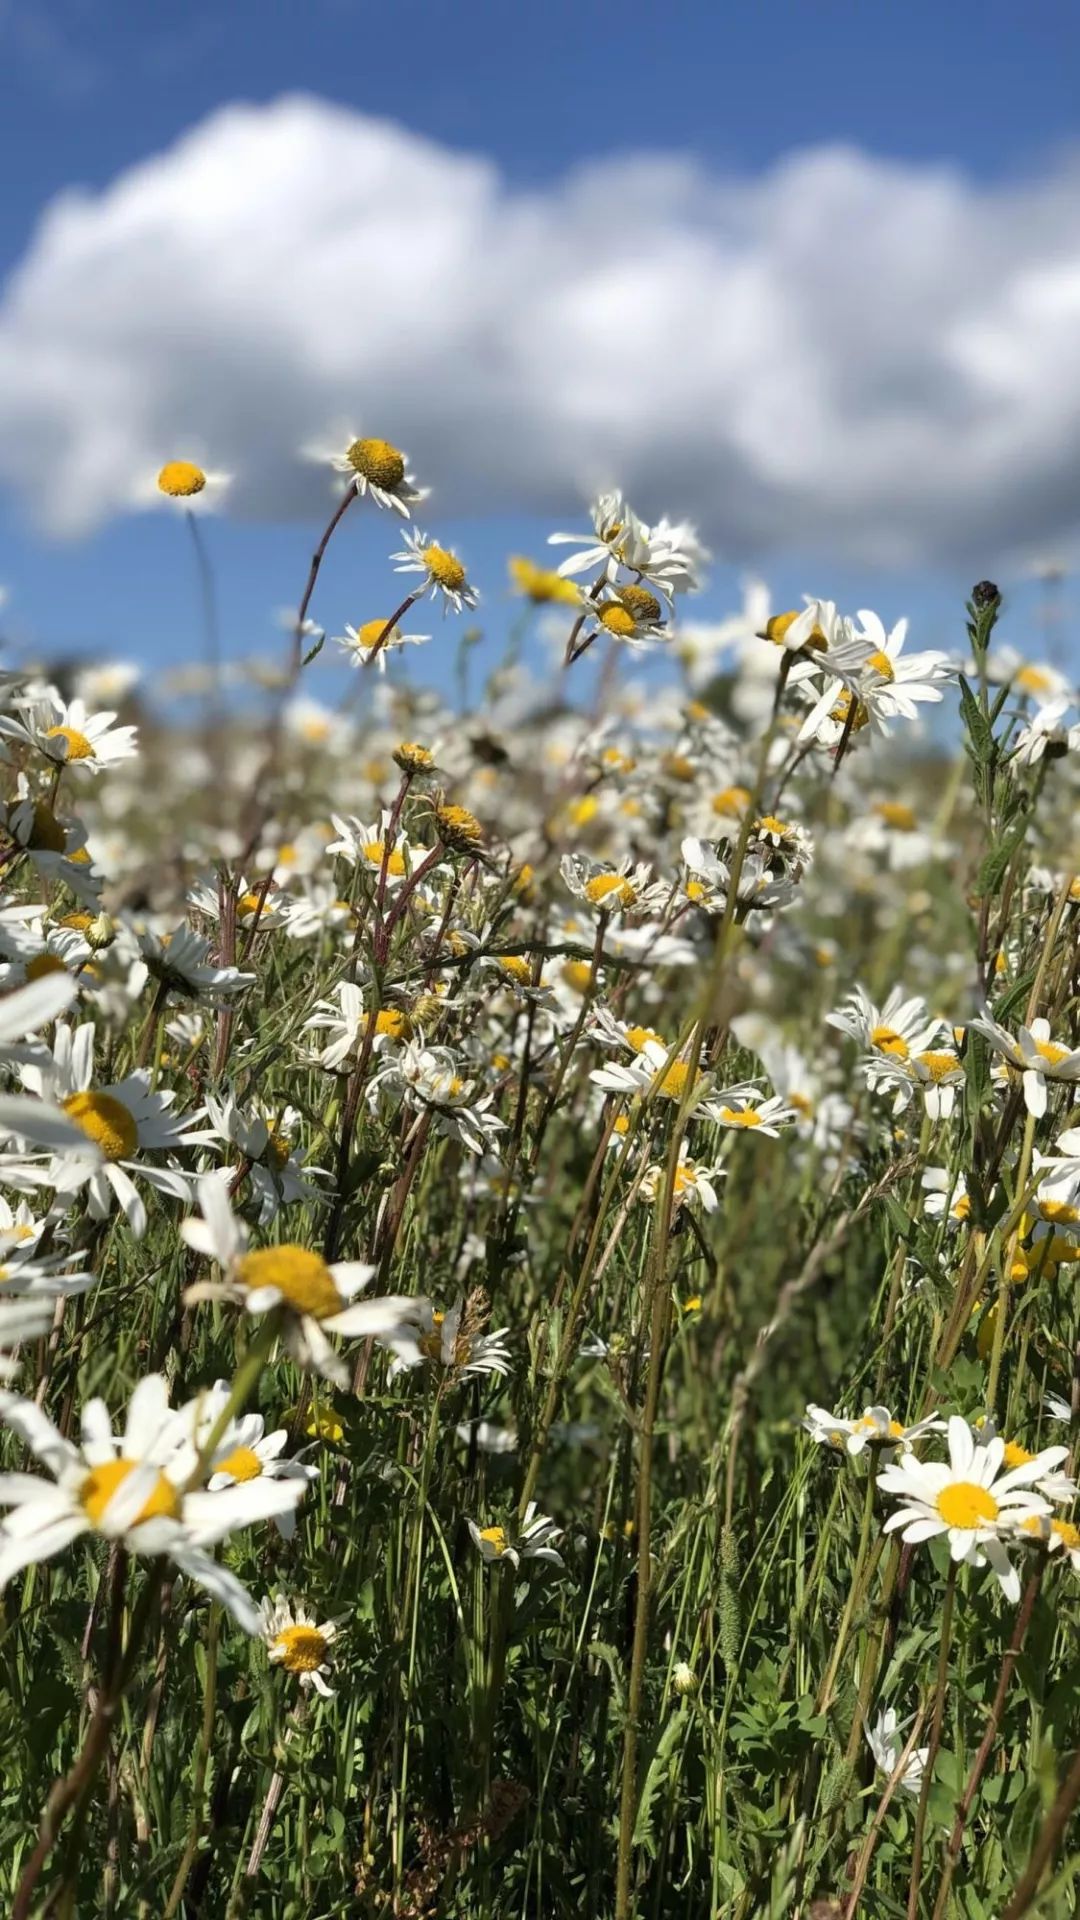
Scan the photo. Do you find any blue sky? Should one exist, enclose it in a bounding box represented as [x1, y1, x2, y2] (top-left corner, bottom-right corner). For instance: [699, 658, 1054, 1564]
[1, 0, 1077, 698]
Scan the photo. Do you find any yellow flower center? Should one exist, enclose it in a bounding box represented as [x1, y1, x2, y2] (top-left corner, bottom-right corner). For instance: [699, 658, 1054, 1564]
[44, 726, 95, 761]
[625, 1025, 664, 1054]
[24, 953, 69, 982]
[763, 610, 828, 650]
[215, 1444, 263, 1482]
[435, 804, 484, 851]
[498, 956, 532, 985]
[1003, 1440, 1035, 1468]
[1034, 1039, 1071, 1068]
[875, 801, 917, 831]
[871, 1025, 909, 1059]
[1015, 664, 1052, 694]
[562, 960, 593, 994]
[599, 605, 638, 637]
[265, 1128, 292, 1171]
[829, 691, 870, 730]
[953, 1193, 972, 1221]
[917, 1050, 960, 1082]
[355, 619, 400, 651]
[755, 815, 791, 838]
[789, 1091, 815, 1117]
[1040, 1200, 1080, 1225]
[508, 556, 580, 605]
[718, 1106, 762, 1128]
[612, 1112, 631, 1135]
[58, 912, 93, 931]
[584, 874, 637, 908]
[157, 460, 207, 498]
[361, 840, 406, 877]
[616, 585, 662, 623]
[422, 545, 466, 591]
[936, 1481, 998, 1528]
[361, 1008, 411, 1041]
[865, 649, 895, 680]
[395, 741, 435, 771]
[236, 891, 266, 919]
[711, 786, 751, 819]
[62, 1091, 138, 1162]
[654, 1061, 699, 1102]
[346, 437, 405, 488]
[272, 1624, 329, 1672]
[81, 1458, 180, 1528]
[479, 1525, 509, 1553]
[567, 794, 600, 828]
[237, 1246, 343, 1319]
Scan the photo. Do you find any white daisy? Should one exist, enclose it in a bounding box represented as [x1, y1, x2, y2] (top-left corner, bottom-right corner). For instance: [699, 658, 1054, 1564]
[260, 1594, 340, 1695]
[304, 432, 425, 515]
[391, 528, 479, 615]
[877, 1415, 1057, 1601]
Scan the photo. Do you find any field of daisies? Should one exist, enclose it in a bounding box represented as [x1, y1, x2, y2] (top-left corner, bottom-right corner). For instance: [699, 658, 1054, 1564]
[0, 439, 1076, 1918]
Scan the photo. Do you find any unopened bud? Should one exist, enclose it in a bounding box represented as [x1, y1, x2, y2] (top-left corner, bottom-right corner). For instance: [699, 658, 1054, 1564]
[971, 580, 1000, 610]
[673, 1661, 697, 1696]
[85, 912, 115, 951]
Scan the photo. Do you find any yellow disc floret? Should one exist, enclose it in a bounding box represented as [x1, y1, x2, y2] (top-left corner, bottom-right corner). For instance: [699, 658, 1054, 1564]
[936, 1481, 998, 1527]
[272, 1624, 330, 1672]
[158, 461, 207, 498]
[81, 1458, 180, 1528]
[345, 438, 405, 489]
[62, 1091, 138, 1162]
[422, 545, 466, 591]
[214, 1445, 263, 1483]
[44, 726, 95, 762]
[237, 1246, 343, 1319]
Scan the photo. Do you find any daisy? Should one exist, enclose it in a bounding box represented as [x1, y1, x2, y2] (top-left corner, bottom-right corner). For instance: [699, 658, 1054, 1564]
[468, 1503, 563, 1571]
[827, 985, 945, 1083]
[1020, 1513, 1080, 1571]
[260, 1594, 340, 1695]
[200, 1096, 326, 1223]
[759, 597, 843, 655]
[548, 492, 700, 599]
[707, 1090, 799, 1137]
[335, 617, 431, 673]
[590, 588, 668, 651]
[0, 695, 137, 774]
[877, 1415, 1057, 1601]
[876, 1047, 966, 1122]
[508, 556, 582, 607]
[366, 1042, 505, 1156]
[638, 1146, 724, 1213]
[5, 787, 104, 907]
[797, 611, 955, 742]
[14, 1021, 210, 1236]
[180, 1175, 425, 1390]
[865, 1706, 929, 1794]
[392, 528, 479, 614]
[383, 1299, 511, 1381]
[0, 1374, 305, 1631]
[680, 838, 801, 914]
[803, 1403, 944, 1457]
[304, 433, 425, 515]
[303, 982, 413, 1071]
[968, 1011, 1080, 1120]
[921, 1166, 974, 1227]
[180, 1383, 318, 1540]
[141, 926, 255, 1003]
[326, 812, 429, 886]
[1011, 697, 1078, 767]
[560, 853, 669, 919]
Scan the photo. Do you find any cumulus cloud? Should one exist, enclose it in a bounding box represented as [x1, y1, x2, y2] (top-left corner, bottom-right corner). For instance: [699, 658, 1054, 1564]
[1, 94, 1080, 567]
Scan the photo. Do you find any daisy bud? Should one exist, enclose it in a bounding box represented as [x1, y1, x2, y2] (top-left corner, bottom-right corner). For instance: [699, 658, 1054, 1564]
[85, 912, 116, 951]
[673, 1660, 697, 1696]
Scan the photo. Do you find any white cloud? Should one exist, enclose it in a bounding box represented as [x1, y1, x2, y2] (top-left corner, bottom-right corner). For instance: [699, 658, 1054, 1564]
[1, 94, 1080, 568]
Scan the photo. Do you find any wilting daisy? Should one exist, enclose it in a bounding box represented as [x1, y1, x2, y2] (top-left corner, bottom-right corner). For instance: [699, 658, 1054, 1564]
[0, 695, 138, 774]
[383, 1298, 511, 1381]
[0, 1374, 305, 1630]
[468, 1503, 563, 1570]
[865, 1706, 929, 1794]
[877, 1415, 1058, 1600]
[181, 1175, 425, 1389]
[366, 1043, 505, 1156]
[561, 853, 669, 919]
[305, 433, 425, 515]
[803, 1403, 944, 1456]
[260, 1594, 341, 1694]
[968, 1010, 1080, 1120]
[392, 528, 479, 614]
[589, 588, 668, 650]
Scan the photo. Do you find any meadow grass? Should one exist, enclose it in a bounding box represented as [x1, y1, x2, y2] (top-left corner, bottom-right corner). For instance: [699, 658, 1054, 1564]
[0, 464, 1076, 1920]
